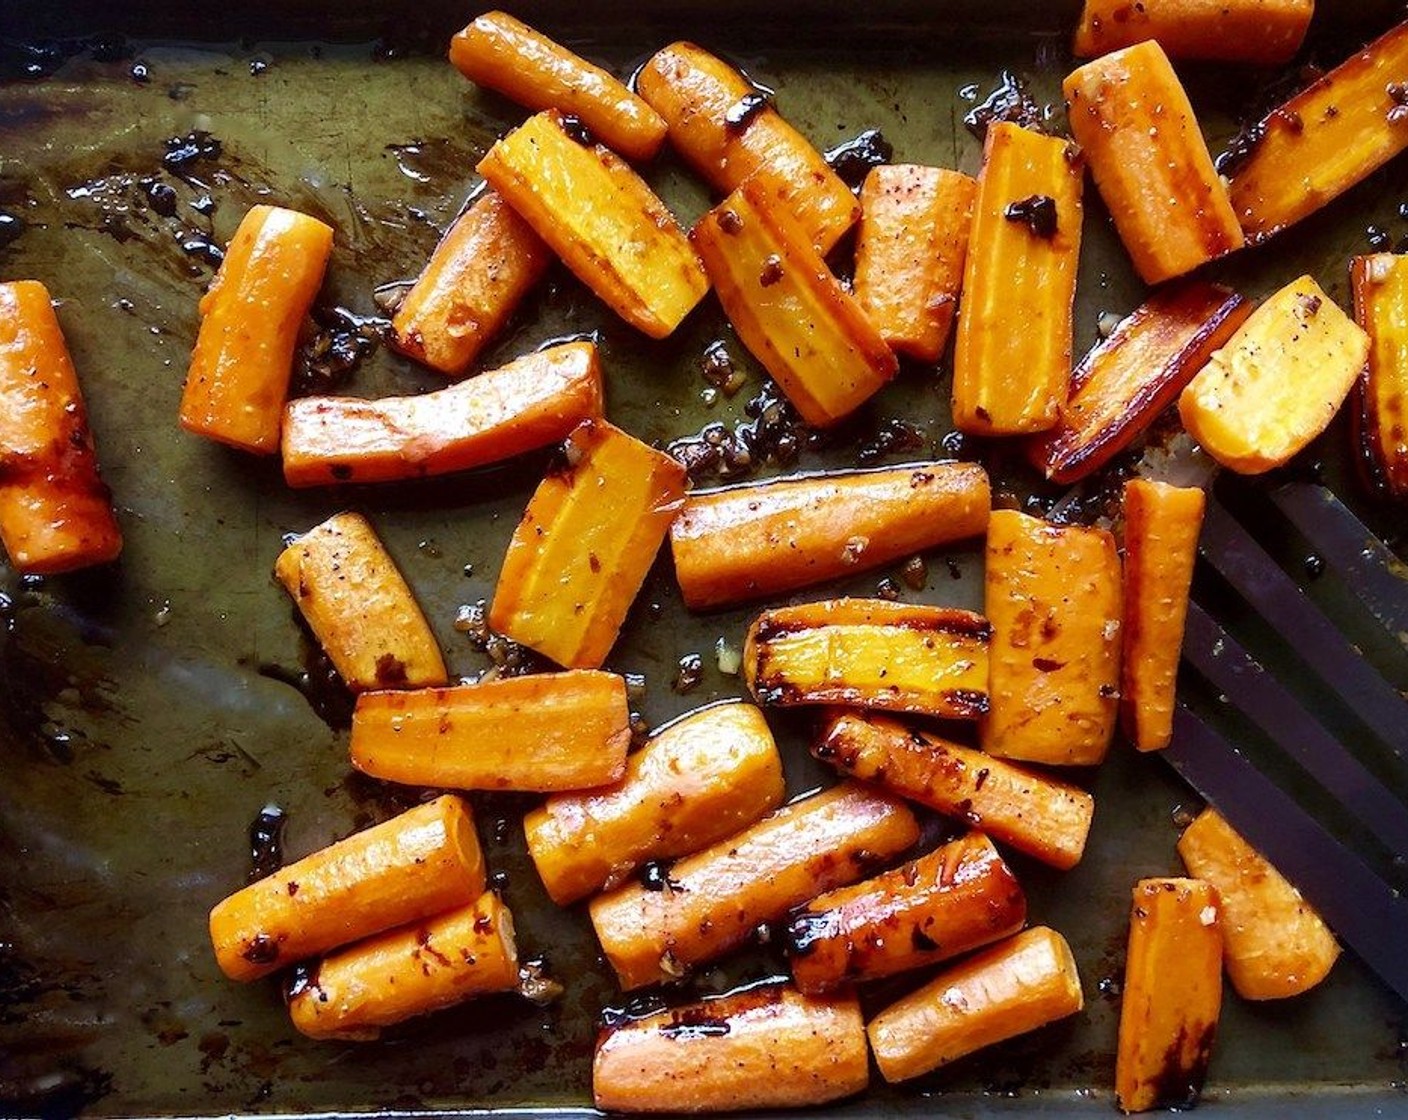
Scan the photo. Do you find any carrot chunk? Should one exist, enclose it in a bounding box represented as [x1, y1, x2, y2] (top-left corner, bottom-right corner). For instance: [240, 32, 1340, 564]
[0, 280, 122, 575]
[1350, 253, 1408, 498]
[179, 204, 333, 453]
[1074, 0, 1312, 67]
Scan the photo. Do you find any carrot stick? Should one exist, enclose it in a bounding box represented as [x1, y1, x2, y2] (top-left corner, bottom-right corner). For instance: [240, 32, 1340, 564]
[588, 782, 919, 990]
[288, 891, 519, 1041]
[1074, 0, 1313, 65]
[593, 984, 868, 1113]
[274, 511, 448, 691]
[179, 204, 333, 454]
[524, 701, 785, 905]
[390, 191, 551, 377]
[449, 12, 667, 162]
[670, 461, 990, 610]
[209, 794, 485, 982]
[281, 340, 603, 488]
[0, 280, 122, 575]
[350, 670, 631, 793]
[1350, 253, 1408, 498]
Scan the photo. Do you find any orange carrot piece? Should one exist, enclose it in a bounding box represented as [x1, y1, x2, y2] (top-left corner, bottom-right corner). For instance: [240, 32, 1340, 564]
[953, 123, 1083, 435]
[593, 985, 869, 1113]
[0, 280, 122, 575]
[281, 341, 603, 488]
[589, 782, 919, 990]
[854, 165, 977, 362]
[1350, 253, 1408, 498]
[179, 204, 333, 453]
[449, 11, 667, 162]
[524, 701, 785, 905]
[274, 511, 447, 691]
[1074, 0, 1313, 65]
[670, 462, 989, 610]
[209, 794, 485, 982]
[350, 670, 630, 793]
[390, 192, 551, 377]
[490, 419, 686, 669]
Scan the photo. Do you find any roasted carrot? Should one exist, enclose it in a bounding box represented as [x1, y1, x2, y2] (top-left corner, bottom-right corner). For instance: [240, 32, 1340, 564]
[1350, 253, 1408, 498]
[593, 985, 868, 1113]
[1026, 283, 1250, 483]
[1064, 41, 1243, 284]
[670, 462, 990, 610]
[690, 176, 897, 428]
[1120, 479, 1204, 753]
[815, 712, 1095, 870]
[867, 927, 1084, 1083]
[179, 204, 333, 454]
[524, 701, 785, 905]
[1177, 808, 1340, 1000]
[281, 341, 603, 488]
[953, 122, 1083, 435]
[288, 891, 519, 1041]
[1179, 275, 1368, 475]
[1074, 0, 1313, 65]
[274, 511, 448, 691]
[350, 670, 631, 793]
[490, 419, 686, 669]
[854, 165, 977, 362]
[1225, 20, 1408, 244]
[0, 280, 122, 575]
[477, 111, 708, 339]
[785, 832, 1026, 995]
[742, 599, 991, 720]
[982, 510, 1123, 766]
[209, 794, 485, 982]
[589, 782, 919, 990]
[449, 11, 667, 162]
[636, 42, 858, 255]
[389, 192, 551, 377]
[1115, 878, 1223, 1113]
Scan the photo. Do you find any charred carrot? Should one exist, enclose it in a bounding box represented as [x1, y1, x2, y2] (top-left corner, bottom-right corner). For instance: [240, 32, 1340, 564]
[670, 462, 990, 610]
[449, 12, 667, 162]
[0, 280, 122, 575]
[1350, 253, 1408, 498]
[350, 670, 630, 793]
[854, 165, 977, 362]
[953, 122, 1083, 435]
[209, 794, 485, 982]
[636, 42, 858, 254]
[589, 782, 919, 990]
[524, 701, 785, 905]
[288, 891, 519, 1041]
[1074, 0, 1313, 65]
[179, 204, 333, 454]
[867, 926, 1084, 1083]
[593, 985, 868, 1113]
[281, 341, 603, 488]
[982, 510, 1123, 767]
[389, 192, 550, 377]
[490, 419, 686, 669]
[815, 712, 1095, 870]
[274, 511, 448, 691]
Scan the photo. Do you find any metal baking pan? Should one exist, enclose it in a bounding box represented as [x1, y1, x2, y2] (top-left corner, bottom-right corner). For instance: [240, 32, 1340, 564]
[2, 1, 1406, 1115]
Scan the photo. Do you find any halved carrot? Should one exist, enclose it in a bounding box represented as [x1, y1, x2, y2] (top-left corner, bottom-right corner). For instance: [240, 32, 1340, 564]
[589, 782, 919, 990]
[449, 11, 667, 162]
[490, 419, 687, 669]
[854, 165, 977, 362]
[636, 41, 858, 255]
[477, 111, 708, 339]
[524, 701, 785, 905]
[179, 204, 333, 454]
[274, 511, 448, 691]
[1074, 0, 1313, 65]
[281, 341, 603, 488]
[670, 462, 990, 610]
[1350, 253, 1408, 498]
[350, 670, 630, 793]
[593, 985, 868, 1113]
[953, 122, 1083, 435]
[209, 794, 484, 982]
[0, 280, 122, 575]
[389, 192, 551, 377]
